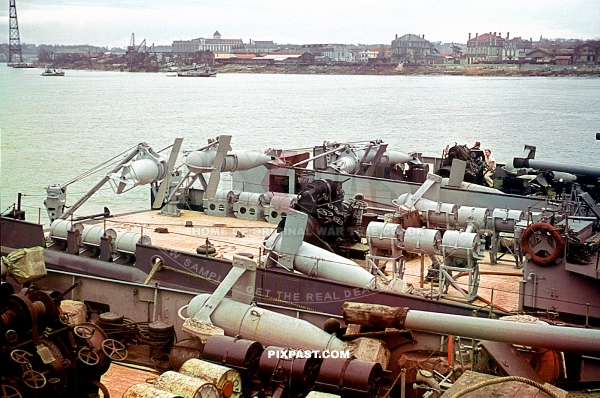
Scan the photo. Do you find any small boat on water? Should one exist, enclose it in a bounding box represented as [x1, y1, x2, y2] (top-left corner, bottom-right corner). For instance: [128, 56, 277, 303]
[10, 62, 35, 68]
[177, 65, 217, 77]
[41, 66, 65, 76]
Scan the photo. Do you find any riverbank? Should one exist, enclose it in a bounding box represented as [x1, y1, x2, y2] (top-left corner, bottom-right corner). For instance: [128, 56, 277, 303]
[215, 63, 600, 77]
[25, 61, 600, 77]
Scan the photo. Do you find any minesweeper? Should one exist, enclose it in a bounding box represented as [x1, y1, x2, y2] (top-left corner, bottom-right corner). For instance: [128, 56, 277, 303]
[2, 135, 599, 397]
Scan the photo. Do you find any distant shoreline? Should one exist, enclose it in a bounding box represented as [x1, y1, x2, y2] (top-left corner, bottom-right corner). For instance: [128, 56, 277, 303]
[215, 63, 600, 77]
[22, 62, 600, 77]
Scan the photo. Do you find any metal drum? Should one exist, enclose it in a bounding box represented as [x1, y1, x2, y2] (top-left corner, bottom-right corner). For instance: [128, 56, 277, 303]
[490, 208, 524, 232]
[115, 232, 152, 254]
[169, 339, 204, 371]
[155, 371, 220, 398]
[457, 206, 489, 230]
[180, 359, 243, 398]
[202, 335, 264, 380]
[233, 192, 266, 221]
[441, 230, 483, 259]
[366, 222, 404, 252]
[316, 357, 383, 398]
[403, 227, 441, 255]
[123, 383, 183, 398]
[259, 346, 322, 395]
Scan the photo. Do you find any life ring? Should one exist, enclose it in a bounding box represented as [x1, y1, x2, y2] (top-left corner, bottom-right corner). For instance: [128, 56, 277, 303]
[521, 222, 564, 266]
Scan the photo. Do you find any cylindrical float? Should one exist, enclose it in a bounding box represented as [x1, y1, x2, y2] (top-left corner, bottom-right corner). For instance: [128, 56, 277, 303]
[394, 194, 458, 229]
[49, 219, 84, 242]
[123, 383, 183, 398]
[264, 193, 297, 224]
[81, 225, 117, 250]
[234, 192, 266, 221]
[457, 206, 489, 230]
[154, 371, 220, 398]
[180, 359, 242, 398]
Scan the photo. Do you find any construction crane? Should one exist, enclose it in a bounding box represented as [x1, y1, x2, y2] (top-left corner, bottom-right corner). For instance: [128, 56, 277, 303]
[8, 0, 24, 65]
[126, 33, 158, 71]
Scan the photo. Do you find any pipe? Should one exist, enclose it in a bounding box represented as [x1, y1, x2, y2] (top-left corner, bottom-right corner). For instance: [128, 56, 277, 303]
[404, 309, 600, 354]
[513, 158, 600, 178]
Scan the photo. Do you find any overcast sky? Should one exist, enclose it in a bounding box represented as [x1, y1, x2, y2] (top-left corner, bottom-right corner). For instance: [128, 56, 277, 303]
[2, 0, 599, 48]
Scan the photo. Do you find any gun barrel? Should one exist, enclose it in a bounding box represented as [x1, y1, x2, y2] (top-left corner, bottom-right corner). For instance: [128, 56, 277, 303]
[513, 158, 600, 178]
[405, 310, 600, 354]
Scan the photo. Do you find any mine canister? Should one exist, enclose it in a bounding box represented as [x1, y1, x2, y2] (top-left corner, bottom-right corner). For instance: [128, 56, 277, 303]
[180, 358, 242, 398]
[155, 371, 220, 398]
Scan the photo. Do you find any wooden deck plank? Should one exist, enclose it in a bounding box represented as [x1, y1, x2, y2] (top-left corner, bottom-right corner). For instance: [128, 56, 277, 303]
[71, 209, 523, 312]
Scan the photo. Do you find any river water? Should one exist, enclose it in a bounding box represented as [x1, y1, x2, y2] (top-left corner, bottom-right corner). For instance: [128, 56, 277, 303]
[1, 67, 598, 225]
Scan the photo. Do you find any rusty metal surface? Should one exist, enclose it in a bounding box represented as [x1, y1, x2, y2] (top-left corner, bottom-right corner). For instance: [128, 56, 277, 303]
[123, 383, 184, 398]
[155, 370, 220, 398]
[180, 358, 242, 398]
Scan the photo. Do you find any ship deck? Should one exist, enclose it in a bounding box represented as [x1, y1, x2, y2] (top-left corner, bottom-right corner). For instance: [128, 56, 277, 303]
[68, 209, 523, 314]
[101, 209, 275, 261]
[43, 209, 594, 397]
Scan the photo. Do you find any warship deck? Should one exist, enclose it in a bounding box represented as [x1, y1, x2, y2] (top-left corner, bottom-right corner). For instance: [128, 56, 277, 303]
[69, 208, 523, 314]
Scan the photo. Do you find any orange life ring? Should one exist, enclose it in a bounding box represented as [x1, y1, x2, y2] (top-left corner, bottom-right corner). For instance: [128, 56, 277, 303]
[521, 222, 564, 266]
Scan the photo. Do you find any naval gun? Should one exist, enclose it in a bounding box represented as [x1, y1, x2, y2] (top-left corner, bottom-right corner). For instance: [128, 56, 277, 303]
[512, 155, 600, 202]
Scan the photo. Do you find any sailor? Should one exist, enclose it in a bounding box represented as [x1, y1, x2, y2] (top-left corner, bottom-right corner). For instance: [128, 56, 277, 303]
[470, 142, 484, 161]
[484, 149, 496, 187]
[470, 141, 485, 184]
